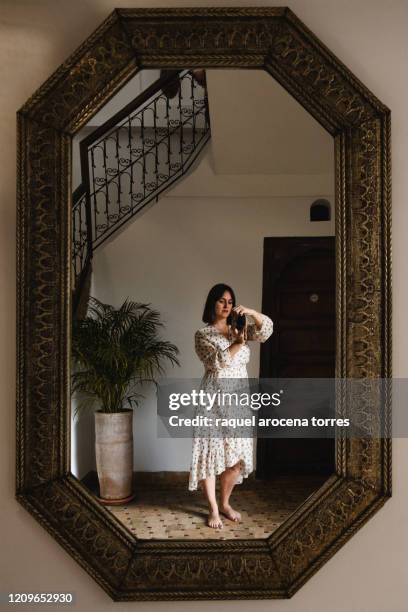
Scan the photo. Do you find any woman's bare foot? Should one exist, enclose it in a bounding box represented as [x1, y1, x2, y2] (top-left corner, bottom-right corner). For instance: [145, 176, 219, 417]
[207, 509, 223, 529]
[220, 504, 241, 522]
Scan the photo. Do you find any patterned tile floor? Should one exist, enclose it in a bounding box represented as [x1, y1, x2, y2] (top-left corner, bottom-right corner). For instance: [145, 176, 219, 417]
[105, 475, 327, 540]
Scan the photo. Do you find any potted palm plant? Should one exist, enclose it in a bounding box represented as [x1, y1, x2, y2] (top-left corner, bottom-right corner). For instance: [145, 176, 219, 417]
[72, 297, 179, 504]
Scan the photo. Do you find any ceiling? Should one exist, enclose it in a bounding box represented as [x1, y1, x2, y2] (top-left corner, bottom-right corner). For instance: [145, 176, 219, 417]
[206, 69, 334, 176]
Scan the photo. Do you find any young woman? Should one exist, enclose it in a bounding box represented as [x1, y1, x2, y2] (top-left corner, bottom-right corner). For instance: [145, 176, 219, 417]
[189, 283, 273, 529]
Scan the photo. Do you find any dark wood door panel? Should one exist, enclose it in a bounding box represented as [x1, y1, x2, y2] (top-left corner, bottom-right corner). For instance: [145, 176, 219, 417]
[260, 439, 335, 475]
[279, 289, 335, 319]
[257, 236, 335, 477]
[273, 364, 335, 378]
[280, 253, 335, 282]
[278, 328, 335, 353]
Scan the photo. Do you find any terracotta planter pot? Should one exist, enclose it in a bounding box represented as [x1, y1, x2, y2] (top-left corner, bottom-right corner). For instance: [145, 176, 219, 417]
[95, 410, 134, 503]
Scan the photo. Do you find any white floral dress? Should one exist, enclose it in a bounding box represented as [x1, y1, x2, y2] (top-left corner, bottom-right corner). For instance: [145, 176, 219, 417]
[188, 314, 273, 491]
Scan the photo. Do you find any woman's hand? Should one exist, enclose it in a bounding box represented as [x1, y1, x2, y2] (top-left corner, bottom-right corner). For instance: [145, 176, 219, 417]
[232, 305, 255, 317]
[230, 326, 246, 344]
[226, 326, 246, 358]
[233, 305, 264, 330]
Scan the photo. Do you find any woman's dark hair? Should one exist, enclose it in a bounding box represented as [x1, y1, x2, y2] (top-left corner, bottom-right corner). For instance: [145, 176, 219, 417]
[202, 283, 236, 324]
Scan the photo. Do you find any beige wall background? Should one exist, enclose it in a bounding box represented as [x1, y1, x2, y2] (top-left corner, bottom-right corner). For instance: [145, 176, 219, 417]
[1, 0, 407, 609]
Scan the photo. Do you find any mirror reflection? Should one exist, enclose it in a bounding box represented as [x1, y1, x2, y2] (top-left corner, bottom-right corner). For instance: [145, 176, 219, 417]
[71, 68, 335, 540]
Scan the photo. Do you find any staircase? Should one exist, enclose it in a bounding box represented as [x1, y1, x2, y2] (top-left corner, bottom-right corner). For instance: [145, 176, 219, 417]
[72, 69, 211, 315]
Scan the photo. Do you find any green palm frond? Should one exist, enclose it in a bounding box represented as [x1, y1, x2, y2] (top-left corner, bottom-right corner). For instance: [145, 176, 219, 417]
[72, 297, 180, 416]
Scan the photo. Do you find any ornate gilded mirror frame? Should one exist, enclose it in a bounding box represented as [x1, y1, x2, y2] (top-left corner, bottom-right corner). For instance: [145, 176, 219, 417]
[16, 7, 391, 600]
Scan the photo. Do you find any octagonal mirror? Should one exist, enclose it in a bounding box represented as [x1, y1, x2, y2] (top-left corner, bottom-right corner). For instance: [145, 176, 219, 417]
[17, 8, 391, 600]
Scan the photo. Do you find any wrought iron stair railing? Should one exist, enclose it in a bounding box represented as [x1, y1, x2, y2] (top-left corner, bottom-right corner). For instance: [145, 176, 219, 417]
[72, 69, 211, 313]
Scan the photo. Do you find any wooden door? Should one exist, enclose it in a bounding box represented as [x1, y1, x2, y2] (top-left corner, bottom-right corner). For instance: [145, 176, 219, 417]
[256, 237, 335, 477]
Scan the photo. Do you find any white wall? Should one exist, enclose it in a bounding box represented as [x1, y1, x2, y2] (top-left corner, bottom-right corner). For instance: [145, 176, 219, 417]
[2, 1, 408, 610]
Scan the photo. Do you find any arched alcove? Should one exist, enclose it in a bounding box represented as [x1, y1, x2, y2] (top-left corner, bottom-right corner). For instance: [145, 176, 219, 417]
[310, 198, 331, 222]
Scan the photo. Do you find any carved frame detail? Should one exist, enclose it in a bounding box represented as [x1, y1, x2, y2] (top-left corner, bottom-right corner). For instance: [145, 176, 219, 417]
[16, 7, 391, 600]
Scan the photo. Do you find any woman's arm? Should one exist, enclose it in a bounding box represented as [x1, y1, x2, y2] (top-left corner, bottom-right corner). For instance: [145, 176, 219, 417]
[248, 310, 264, 329]
[232, 306, 273, 343]
[233, 305, 263, 327]
[246, 313, 273, 342]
